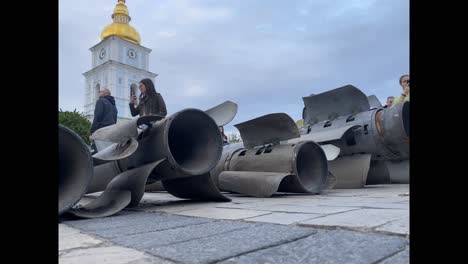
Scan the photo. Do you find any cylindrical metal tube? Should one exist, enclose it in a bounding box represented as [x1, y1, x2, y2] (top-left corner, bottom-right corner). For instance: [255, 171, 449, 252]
[223, 141, 328, 193]
[308, 101, 409, 161]
[87, 109, 223, 194]
[58, 125, 93, 216]
[376, 101, 409, 159]
[129, 108, 223, 177]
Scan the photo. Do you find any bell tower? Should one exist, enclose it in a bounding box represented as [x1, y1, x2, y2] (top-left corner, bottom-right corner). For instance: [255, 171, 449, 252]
[83, 0, 157, 122]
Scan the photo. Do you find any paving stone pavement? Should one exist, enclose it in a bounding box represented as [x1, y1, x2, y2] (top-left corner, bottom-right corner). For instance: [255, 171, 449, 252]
[59, 184, 409, 264]
[218, 229, 408, 264]
[59, 224, 174, 264]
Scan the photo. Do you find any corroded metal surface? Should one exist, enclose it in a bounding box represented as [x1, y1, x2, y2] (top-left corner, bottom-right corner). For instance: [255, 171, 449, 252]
[235, 113, 300, 149]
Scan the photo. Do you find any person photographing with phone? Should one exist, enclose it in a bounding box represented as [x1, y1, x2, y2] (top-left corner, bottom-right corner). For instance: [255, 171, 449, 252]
[392, 74, 410, 106]
[129, 78, 167, 117]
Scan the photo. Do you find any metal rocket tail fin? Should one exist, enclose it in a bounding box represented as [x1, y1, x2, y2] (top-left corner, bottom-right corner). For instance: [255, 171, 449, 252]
[235, 113, 300, 148]
[218, 171, 292, 198]
[386, 160, 409, 183]
[319, 144, 341, 161]
[368, 95, 382, 109]
[59, 125, 94, 216]
[205, 101, 238, 126]
[69, 160, 164, 218]
[90, 118, 139, 143]
[144, 180, 166, 192]
[91, 115, 164, 144]
[328, 154, 372, 189]
[302, 85, 369, 125]
[92, 138, 139, 165]
[162, 173, 231, 201]
[67, 190, 132, 219]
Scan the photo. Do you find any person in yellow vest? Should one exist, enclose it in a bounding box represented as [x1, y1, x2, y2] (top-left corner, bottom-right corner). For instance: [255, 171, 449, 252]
[392, 74, 410, 105]
[296, 119, 304, 128]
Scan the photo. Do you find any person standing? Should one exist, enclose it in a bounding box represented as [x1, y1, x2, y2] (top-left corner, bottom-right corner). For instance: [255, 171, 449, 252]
[90, 88, 118, 134]
[392, 74, 410, 105]
[384, 96, 395, 108]
[219, 126, 229, 145]
[129, 78, 167, 117]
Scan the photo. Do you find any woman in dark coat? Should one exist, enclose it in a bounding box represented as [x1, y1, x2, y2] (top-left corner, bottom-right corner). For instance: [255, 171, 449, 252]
[219, 126, 229, 145]
[129, 78, 167, 117]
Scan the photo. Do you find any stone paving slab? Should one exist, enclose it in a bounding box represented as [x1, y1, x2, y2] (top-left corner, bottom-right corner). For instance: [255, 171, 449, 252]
[298, 209, 408, 232]
[59, 224, 81, 236]
[219, 195, 284, 203]
[395, 200, 410, 204]
[217, 197, 408, 212]
[147, 224, 317, 264]
[375, 217, 410, 236]
[323, 192, 376, 197]
[174, 207, 271, 220]
[379, 246, 409, 264]
[63, 211, 174, 231]
[315, 195, 409, 202]
[216, 199, 316, 209]
[110, 220, 255, 249]
[312, 201, 409, 210]
[59, 225, 173, 264]
[92, 216, 213, 239]
[59, 230, 103, 251]
[217, 202, 286, 209]
[239, 204, 361, 214]
[134, 200, 222, 214]
[357, 194, 408, 199]
[324, 186, 409, 197]
[352, 196, 409, 203]
[219, 229, 408, 264]
[290, 197, 410, 207]
[245, 212, 321, 225]
[60, 246, 173, 264]
[60, 184, 410, 263]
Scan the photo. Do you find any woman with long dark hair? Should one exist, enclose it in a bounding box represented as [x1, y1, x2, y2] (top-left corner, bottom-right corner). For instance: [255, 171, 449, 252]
[219, 126, 229, 145]
[129, 78, 167, 117]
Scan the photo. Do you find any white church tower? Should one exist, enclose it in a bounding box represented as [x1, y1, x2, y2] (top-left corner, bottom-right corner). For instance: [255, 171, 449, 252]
[83, 0, 157, 122]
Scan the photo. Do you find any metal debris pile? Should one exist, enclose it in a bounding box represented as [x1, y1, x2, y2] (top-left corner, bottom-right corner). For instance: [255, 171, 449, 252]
[59, 85, 409, 219]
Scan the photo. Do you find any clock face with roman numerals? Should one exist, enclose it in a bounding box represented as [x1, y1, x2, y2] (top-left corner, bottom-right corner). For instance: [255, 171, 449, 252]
[128, 49, 137, 59]
[99, 48, 106, 59]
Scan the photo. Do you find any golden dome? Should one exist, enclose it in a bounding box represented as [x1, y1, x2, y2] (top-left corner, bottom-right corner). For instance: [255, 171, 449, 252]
[101, 0, 141, 45]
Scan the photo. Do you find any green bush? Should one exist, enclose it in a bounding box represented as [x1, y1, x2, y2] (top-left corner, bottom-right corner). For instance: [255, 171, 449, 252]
[59, 109, 92, 145]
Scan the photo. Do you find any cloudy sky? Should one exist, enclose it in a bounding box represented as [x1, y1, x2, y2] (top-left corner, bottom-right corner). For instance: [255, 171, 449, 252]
[59, 0, 409, 134]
